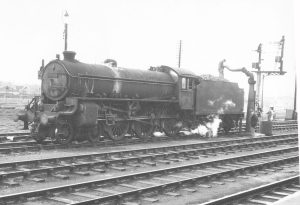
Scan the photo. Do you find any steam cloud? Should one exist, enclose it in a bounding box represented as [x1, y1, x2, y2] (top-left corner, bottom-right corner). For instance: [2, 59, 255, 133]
[223, 100, 236, 109]
[154, 115, 222, 138]
[181, 115, 222, 138]
[218, 100, 236, 114]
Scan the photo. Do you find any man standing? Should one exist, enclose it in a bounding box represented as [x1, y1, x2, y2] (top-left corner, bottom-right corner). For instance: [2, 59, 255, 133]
[257, 108, 262, 118]
[218, 59, 226, 78]
[250, 110, 258, 137]
[267, 107, 275, 121]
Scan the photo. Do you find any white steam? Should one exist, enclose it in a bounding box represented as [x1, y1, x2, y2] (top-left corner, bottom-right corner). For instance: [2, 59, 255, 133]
[207, 97, 223, 106]
[218, 100, 236, 114]
[153, 116, 222, 138]
[223, 100, 236, 109]
[205, 117, 222, 137]
[181, 115, 222, 138]
[153, 131, 165, 137]
[191, 125, 212, 137]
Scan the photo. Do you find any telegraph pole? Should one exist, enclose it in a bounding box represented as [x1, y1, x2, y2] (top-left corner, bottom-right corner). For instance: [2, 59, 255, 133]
[293, 76, 297, 119]
[63, 11, 69, 51]
[178, 40, 182, 68]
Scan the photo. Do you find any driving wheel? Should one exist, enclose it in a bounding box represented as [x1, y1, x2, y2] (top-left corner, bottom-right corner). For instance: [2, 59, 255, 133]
[162, 119, 181, 137]
[133, 121, 154, 139]
[103, 121, 129, 141]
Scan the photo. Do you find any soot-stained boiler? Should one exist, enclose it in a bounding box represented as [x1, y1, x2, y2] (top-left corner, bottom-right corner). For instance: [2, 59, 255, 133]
[16, 51, 244, 144]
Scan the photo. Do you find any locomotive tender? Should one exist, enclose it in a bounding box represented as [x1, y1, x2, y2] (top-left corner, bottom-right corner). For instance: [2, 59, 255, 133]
[23, 51, 244, 144]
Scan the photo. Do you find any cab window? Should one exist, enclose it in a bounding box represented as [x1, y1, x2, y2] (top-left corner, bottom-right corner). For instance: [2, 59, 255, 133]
[182, 78, 187, 89]
[181, 77, 193, 90]
[188, 78, 193, 89]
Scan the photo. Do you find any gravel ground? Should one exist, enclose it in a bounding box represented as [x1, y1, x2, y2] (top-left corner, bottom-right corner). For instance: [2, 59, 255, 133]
[0, 98, 29, 132]
[0, 108, 24, 132]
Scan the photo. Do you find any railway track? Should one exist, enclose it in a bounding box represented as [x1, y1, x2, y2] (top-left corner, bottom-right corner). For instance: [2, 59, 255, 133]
[0, 145, 298, 204]
[255, 123, 298, 133]
[0, 126, 296, 156]
[0, 120, 297, 141]
[0, 133, 297, 185]
[0, 131, 296, 156]
[0, 133, 216, 154]
[0, 122, 297, 154]
[199, 175, 300, 205]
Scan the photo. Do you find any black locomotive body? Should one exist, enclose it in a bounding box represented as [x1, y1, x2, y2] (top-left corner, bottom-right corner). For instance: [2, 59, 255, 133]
[21, 51, 244, 144]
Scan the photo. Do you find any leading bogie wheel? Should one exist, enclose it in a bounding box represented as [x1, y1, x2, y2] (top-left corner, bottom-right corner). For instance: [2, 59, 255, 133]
[32, 124, 48, 144]
[103, 121, 129, 141]
[55, 121, 74, 145]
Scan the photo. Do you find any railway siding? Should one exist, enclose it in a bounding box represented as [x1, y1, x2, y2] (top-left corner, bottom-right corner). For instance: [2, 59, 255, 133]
[198, 175, 300, 205]
[0, 121, 297, 204]
[0, 133, 297, 185]
[0, 148, 297, 204]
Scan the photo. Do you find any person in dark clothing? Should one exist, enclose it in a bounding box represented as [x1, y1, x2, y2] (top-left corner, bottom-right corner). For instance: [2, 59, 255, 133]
[218, 59, 226, 78]
[257, 108, 262, 118]
[23, 120, 29, 130]
[250, 110, 258, 137]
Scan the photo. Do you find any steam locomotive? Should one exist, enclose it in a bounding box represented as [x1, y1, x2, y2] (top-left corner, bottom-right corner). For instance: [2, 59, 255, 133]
[17, 51, 244, 144]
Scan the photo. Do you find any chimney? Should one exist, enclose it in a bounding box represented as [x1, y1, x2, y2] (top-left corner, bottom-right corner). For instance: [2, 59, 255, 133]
[63, 51, 76, 61]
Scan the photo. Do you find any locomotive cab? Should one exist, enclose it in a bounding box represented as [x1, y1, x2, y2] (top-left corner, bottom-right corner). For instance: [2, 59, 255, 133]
[179, 76, 197, 110]
[159, 66, 199, 111]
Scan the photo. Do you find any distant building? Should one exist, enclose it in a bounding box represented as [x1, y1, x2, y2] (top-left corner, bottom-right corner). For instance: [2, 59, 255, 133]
[0, 85, 33, 98]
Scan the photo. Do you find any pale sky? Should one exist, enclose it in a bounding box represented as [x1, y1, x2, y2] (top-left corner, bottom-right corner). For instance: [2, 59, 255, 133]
[0, 0, 297, 108]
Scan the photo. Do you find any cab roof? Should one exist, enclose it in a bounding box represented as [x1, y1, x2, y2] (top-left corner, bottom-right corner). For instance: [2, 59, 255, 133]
[159, 65, 198, 78]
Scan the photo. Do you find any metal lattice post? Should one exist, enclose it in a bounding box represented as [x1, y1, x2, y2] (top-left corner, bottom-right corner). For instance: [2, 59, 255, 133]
[255, 44, 262, 111]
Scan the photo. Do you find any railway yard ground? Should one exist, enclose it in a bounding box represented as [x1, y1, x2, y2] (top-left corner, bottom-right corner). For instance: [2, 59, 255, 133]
[0, 101, 299, 205]
[0, 98, 28, 132]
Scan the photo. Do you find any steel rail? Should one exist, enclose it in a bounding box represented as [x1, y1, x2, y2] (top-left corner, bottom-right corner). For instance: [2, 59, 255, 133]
[0, 132, 297, 156]
[0, 134, 197, 153]
[0, 123, 297, 155]
[198, 175, 300, 205]
[0, 150, 297, 204]
[56, 158, 300, 205]
[0, 135, 297, 169]
[0, 132, 29, 137]
[0, 133, 297, 166]
[0, 131, 297, 155]
[0, 138, 297, 181]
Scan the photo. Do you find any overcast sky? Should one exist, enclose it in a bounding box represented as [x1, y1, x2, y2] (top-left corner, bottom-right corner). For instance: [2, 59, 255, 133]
[0, 0, 297, 108]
